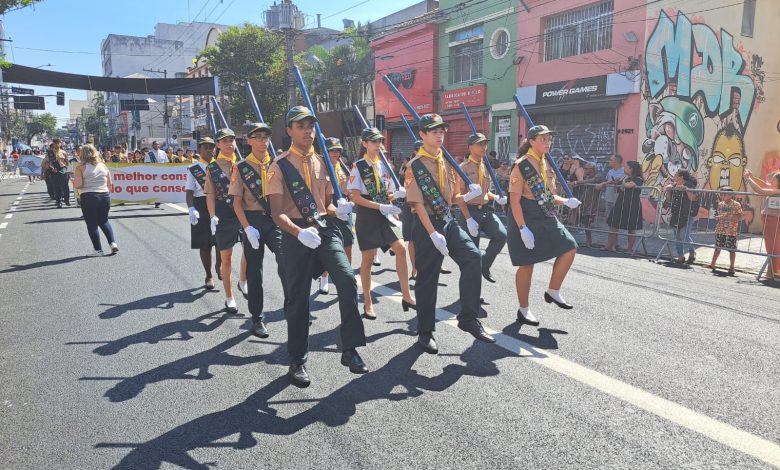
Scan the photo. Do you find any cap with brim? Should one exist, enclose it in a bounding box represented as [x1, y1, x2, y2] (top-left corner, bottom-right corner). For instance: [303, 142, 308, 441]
[360, 127, 384, 142]
[247, 122, 272, 136]
[286, 106, 318, 126]
[419, 114, 449, 131]
[215, 128, 235, 141]
[721, 186, 734, 192]
[325, 137, 343, 150]
[467, 133, 488, 145]
[527, 125, 553, 140]
[197, 137, 215, 146]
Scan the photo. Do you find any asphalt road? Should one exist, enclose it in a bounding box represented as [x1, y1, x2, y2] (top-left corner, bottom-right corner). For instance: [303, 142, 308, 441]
[0, 178, 778, 470]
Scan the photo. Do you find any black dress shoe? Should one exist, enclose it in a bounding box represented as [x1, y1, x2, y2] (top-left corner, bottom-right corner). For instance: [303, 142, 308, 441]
[402, 300, 416, 312]
[516, 309, 540, 326]
[480, 297, 489, 305]
[340, 349, 369, 374]
[362, 309, 376, 320]
[288, 363, 310, 387]
[252, 320, 269, 338]
[440, 268, 451, 274]
[457, 320, 496, 343]
[482, 269, 497, 283]
[544, 292, 573, 309]
[417, 333, 438, 354]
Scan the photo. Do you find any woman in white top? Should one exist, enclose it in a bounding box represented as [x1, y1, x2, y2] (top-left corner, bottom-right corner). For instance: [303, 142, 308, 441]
[73, 144, 118, 256]
[348, 127, 415, 319]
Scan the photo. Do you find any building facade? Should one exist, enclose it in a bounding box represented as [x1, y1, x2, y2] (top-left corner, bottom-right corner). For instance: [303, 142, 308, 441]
[438, 0, 520, 161]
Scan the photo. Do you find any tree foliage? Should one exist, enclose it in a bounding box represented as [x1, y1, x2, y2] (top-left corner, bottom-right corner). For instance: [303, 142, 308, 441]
[23, 113, 56, 144]
[302, 24, 374, 112]
[201, 23, 288, 128]
[84, 93, 108, 146]
[0, 0, 38, 14]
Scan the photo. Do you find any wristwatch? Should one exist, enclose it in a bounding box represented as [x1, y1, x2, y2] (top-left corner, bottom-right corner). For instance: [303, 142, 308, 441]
[518, 224, 526, 230]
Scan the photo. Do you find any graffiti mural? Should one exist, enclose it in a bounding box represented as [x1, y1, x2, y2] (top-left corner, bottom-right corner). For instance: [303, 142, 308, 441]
[642, 9, 765, 196]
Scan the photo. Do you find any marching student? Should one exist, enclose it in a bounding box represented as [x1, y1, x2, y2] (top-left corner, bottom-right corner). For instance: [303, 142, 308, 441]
[506, 126, 581, 327]
[205, 129, 243, 313]
[404, 114, 495, 354]
[348, 127, 415, 319]
[318, 137, 354, 295]
[185, 137, 221, 290]
[229, 122, 288, 338]
[457, 133, 507, 284]
[267, 106, 367, 387]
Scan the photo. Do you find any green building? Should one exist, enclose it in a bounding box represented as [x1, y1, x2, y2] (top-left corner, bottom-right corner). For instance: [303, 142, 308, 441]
[437, 0, 519, 161]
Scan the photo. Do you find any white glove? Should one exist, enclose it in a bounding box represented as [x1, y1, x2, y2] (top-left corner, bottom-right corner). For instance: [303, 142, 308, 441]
[429, 231, 449, 256]
[210, 216, 219, 236]
[297, 226, 321, 249]
[392, 187, 407, 199]
[188, 207, 199, 226]
[520, 225, 535, 250]
[466, 217, 480, 237]
[496, 196, 508, 206]
[564, 197, 582, 209]
[335, 198, 353, 221]
[379, 203, 401, 216]
[244, 225, 261, 250]
[463, 183, 483, 202]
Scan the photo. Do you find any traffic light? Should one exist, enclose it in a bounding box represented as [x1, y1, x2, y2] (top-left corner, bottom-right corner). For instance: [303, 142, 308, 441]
[56, 92, 64, 106]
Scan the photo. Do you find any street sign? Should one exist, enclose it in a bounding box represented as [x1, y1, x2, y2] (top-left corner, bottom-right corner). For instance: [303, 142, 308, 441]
[11, 87, 34, 95]
[120, 99, 150, 111]
[13, 95, 45, 110]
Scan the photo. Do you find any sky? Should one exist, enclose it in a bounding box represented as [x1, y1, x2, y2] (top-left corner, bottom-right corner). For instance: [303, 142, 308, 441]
[1, 0, 420, 127]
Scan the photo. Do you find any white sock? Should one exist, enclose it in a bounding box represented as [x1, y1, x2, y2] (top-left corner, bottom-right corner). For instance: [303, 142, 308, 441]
[225, 296, 235, 304]
[319, 276, 328, 288]
[546, 289, 567, 304]
[519, 306, 538, 322]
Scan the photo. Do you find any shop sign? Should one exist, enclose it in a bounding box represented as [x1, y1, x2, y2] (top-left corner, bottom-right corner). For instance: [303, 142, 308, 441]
[386, 68, 416, 90]
[442, 84, 486, 110]
[536, 75, 607, 105]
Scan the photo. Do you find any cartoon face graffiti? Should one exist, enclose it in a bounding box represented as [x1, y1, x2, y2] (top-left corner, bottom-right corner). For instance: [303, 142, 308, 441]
[641, 96, 704, 191]
[706, 124, 747, 190]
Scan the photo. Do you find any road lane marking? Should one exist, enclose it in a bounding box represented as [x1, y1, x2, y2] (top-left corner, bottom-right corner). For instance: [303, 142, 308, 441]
[4, 214, 11, 219]
[165, 203, 188, 213]
[364, 280, 780, 467]
[12, 201, 18, 205]
[16, 196, 22, 200]
[0, 222, 7, 229]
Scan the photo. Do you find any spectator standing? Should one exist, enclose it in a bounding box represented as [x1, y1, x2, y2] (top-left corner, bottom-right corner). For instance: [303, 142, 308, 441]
[664, 169, 699, 263]
[707, 187, 742, 275]
[597, 154, 625, 220]
[604, 161, 644, 253]
[744, 169, 780, 279]
[145, 141, 168, 163]
[72, 144, 118, 256]
[49, 138, 71, 207]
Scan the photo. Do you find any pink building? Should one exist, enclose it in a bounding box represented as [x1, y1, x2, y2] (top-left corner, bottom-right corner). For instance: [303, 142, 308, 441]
[515, 0, 646, 170]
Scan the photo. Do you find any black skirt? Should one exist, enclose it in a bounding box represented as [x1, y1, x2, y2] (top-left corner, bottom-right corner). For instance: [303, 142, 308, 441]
[190, 197, 214, 249]
[354, 204, 401, 250]
[507, 197, 577, 266]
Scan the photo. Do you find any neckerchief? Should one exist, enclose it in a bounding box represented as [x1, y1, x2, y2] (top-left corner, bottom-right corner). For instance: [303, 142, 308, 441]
[277, 157, 325, 228]
[411, 157, 450, 222]
[356, 158, 389, 204]
[216, 152, 236, 164]
[526, 147, 548, 189]
[417, 147, 445, 189]
[246, 152, 270, 198]
[517, 157, 555, 217]
[288, 146, 314, 190]
[207, 160, 232, 205]
[236, 159, 271, 213]
[188, 162, 207, 189]
[468, 155, 484, 188]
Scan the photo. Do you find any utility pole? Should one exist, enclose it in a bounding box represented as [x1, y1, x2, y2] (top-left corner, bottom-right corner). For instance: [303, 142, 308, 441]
[286, 28, 296, 107]
[142, 67, 169, 147]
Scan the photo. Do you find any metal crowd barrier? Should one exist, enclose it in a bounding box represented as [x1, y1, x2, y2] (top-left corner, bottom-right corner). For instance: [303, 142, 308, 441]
[654, 187, 779, 280]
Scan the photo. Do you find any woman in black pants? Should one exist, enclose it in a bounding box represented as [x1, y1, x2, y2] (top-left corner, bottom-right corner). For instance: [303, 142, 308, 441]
[73, 144, 118, 256]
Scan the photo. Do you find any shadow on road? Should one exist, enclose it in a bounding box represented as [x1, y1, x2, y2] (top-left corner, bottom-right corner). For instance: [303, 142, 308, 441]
[500, 324, 569, 350]
[98, 287, 211, 319]
[0, 255, 87, 273]
[96, 332, 512, 469]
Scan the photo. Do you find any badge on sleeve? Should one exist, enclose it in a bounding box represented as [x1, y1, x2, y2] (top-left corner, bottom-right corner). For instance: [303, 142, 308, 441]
[349, 175, 355, 184]
[511, 176, 519, 184]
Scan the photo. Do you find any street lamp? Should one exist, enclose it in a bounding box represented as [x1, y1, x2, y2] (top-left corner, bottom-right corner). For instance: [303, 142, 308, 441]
[34, 64, 55, 69]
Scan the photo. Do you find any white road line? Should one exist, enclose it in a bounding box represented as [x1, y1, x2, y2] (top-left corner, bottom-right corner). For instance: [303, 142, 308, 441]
[16, 196, 22, 200]
[12, 201, 18, 205]
[365, 281, 780, 467]
[5, 214, 12, 219]
[165, 203, 189, 213]
[10, 207, 16, 211]
[0, 222, 7, 229]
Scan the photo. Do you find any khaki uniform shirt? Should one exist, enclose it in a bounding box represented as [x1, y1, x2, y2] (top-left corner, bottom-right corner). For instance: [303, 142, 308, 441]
[459, 156, 491, 206]
[228, 156, 269, 213]
[266, 150, 333, 219]
[333, 159, 350, 196]
[509, 155, 556, 199]
[404, 149, 457, 215]
[203, 157, 234, 197]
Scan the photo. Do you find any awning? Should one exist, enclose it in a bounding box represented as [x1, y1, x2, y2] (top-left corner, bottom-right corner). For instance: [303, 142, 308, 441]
[2, 64, 217, 96]
[525, 95, 626, 115]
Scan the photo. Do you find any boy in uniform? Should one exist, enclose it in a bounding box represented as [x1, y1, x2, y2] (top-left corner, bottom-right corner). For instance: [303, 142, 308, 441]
[267, 106, 367, 387]
[405, 114, 495, 354]
[229, 123, 288, 338]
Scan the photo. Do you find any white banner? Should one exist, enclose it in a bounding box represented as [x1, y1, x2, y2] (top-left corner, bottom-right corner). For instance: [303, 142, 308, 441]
[107, 163, 190, 203]
[18, 155, 44, 176]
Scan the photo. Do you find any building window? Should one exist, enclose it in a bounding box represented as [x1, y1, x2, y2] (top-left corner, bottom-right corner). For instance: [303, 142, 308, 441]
[490, 28, 510, 59]
[543, 1, 613, 62]
[741, 0, 756, 37]
[449, 25, 484, 84]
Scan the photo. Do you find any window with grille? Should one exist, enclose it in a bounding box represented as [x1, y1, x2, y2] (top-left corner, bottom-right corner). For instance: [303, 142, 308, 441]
[543, 1, 614, 62]
[449, 25, 484, 84]
[491, 28, 510, 59]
